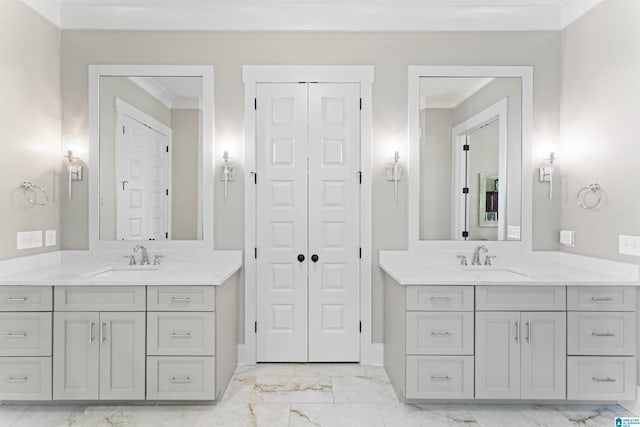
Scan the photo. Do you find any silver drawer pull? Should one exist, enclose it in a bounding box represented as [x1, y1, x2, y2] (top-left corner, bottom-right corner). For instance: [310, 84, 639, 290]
[430, 297, 451, 302]
[592, 377, 616, 383]
[6, 376, 28, 383]
[592, 332, 616, 337]
[3, 332, 27, 338]
[170, 297, 191, 303]
[169, 376, 191, 384]
[169, 332, 192, 338]
[430, 375, 452, 381]
[3, 297, 27, 302]
[430, 331, 452, 336]
[591, 297, 613, 302]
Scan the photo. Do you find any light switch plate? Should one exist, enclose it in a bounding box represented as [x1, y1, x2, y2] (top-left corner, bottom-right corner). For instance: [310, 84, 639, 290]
[17, 231, 43, 250]
[560, 230, 575, 247]
[507, 225, 521, 240]
[45, 229, 56, 247]
[619, 235, 640, 256]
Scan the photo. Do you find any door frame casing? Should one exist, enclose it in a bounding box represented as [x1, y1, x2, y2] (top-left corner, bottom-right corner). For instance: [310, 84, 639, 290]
[241, 65, 377, 365]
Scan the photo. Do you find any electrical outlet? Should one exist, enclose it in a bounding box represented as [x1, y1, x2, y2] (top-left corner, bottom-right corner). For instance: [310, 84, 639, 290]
[45, 229, 56, 247]
[17, 231, 43, 250]
[619, 235, 640, 256]
[560, 230, 575, 247]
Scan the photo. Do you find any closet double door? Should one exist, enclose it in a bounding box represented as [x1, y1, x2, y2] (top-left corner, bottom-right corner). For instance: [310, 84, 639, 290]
[256, 83, 361, 362]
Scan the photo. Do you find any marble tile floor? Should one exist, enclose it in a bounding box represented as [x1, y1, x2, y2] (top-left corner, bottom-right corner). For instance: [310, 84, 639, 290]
[0, 364, 635, 427]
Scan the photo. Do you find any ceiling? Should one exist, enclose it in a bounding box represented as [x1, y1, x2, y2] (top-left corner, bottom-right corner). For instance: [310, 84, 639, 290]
[21, 0, 604, 31]
[420, 77, 495, 109]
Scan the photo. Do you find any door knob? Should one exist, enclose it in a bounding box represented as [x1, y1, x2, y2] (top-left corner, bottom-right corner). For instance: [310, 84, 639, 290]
[311, 254, 319, 263]
[297, 254, 305, 262]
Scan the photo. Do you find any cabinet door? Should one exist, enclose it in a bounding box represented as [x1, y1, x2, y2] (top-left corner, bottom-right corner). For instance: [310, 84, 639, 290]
[99, 312, 146, 400]
[521, 312, 566, 399]
[475, 311, 520, 399]
[53, 312, 100, 400]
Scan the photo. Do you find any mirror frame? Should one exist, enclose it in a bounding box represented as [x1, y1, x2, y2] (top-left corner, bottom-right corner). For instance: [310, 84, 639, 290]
[88, 65, 214, 251]
[408, 65, 533, 252]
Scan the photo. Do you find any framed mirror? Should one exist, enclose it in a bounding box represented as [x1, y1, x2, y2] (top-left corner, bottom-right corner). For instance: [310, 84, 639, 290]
[408, 66, 532, 251]
[89, 65, 214, 251]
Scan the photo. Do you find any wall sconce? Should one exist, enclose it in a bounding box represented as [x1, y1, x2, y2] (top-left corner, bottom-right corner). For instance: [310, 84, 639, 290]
[386, 150, 403, 201]
[219, 150, 235, 201]
[539, 151, 557, 200]
[64, 149, 83, 199]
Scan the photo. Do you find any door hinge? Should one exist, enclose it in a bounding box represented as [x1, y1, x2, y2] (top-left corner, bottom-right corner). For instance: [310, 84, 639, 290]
[122, 125, 125, 134]
[462, 231, 469, 238]
[358, 171, 362, 184]
[165, 232, 169, 239]
[166, 189, 169, 196]
[359, 321, 362, 333]
[254, 247, 257, 259]
[463, 144, 470, 151]
[166, 146, 169, 153]
[252, 172, 257, 185]
[462, 187, 469, 194]
[359, 98, 362, 110]
[254, 321, 257, 333]
[359, 247, 362, 259]
[254, 98, 257, 110]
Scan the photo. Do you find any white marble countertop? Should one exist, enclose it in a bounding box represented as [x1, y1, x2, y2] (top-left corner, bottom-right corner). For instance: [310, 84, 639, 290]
[379, 250, 640, 286]
[0, 250, 243, 286]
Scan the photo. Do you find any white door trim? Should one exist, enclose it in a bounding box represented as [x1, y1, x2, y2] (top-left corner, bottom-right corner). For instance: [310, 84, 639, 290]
[241, 65, 377, 365]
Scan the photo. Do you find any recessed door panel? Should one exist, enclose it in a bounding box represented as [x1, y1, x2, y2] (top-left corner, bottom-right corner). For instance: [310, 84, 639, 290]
[256, 83, 309, 362]
[308, 83, 360, 362]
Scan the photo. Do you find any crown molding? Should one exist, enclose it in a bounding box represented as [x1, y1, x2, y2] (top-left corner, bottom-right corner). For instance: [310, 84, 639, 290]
[19, 0, 604, 31]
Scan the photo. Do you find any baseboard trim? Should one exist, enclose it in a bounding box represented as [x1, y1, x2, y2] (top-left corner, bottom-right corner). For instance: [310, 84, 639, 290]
[236, 343, 384, 366]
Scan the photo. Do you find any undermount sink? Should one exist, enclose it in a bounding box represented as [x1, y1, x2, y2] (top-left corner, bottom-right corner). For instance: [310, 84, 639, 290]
[84, 265, 162, 278]
[458, 265, 528, 280]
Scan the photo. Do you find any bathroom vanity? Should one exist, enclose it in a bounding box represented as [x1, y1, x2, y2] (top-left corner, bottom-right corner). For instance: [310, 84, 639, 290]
[381, 250, 639, 403]
[0, 251, 241, 403]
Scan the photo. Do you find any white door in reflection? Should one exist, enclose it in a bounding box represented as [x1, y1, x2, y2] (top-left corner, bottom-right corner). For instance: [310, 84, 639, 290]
[256, 82, 361, 362]
[116, 110, 171, 240]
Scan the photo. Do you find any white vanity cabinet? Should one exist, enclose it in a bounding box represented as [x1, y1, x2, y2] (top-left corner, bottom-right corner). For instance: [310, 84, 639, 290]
[475, 286, 566, 400]
[567, 286, 636, 400]
[53, 287, 146, 400]
[0, 286, 53, 401]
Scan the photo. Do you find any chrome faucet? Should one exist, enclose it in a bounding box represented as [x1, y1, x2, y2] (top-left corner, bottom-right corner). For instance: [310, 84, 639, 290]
[471, 245, 488, 266]
[133, 245, 150, 265]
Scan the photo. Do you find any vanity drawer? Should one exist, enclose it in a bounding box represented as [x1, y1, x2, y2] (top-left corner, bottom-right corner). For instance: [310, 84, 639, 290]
[0, 313, 52, 356]
[406, 355, 474, 399]
[147, 356, 215, 400]
[567, 312, 635, 355]
[147, 312, 215, 356]
[0, 356, 52, 400]
[567, 287, 635, 311]
[476, 286, 566, 311]
[54, 286, 145, 311]
[0, 286, 52, 311]
[406, 286, 474, 311]
[147, 286, 215, 311]
[406, 312, 473, 355]
[567, 356, 636, 401]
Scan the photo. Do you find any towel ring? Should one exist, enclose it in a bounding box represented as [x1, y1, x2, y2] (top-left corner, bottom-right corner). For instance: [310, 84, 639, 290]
[577, 183, 602, 210]
[19, 181, 49, 207]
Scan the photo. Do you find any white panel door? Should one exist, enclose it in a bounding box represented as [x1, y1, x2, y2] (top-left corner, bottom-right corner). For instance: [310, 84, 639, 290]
[256, 83, 309, 362]
[53, 312, 100, 400]
[99, 312, 145, 400]
[308, 83, 360, 362]
[117, 114, 170, 241]
[520, 312, 566, 399]
[475, 311, 520, 399]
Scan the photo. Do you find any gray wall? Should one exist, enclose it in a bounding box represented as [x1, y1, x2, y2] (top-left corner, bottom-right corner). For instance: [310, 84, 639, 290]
[60, 31, 562, 343]
[560, 0, 640, 264]
[170, 108, 201, 240]
[0, 0, 61, 260]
